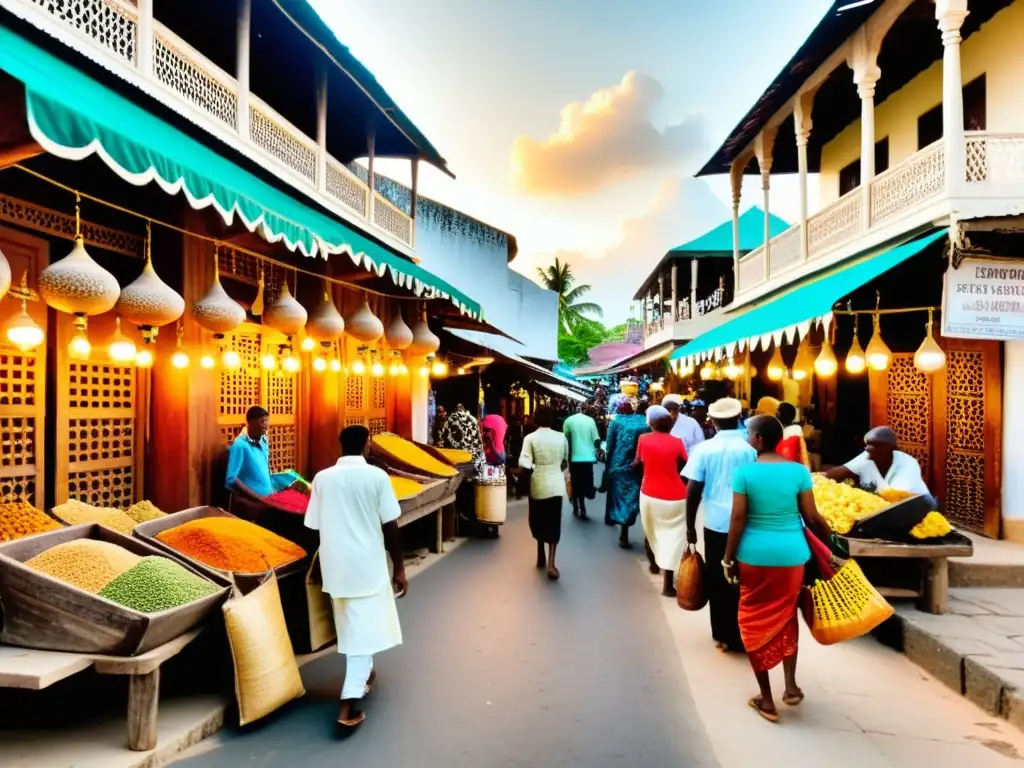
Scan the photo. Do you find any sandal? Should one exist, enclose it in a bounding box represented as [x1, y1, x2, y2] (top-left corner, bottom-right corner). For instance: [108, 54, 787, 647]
[336, 708, 366, 732]
[748, 697, 779, 723]
[783, 690, 804, 706]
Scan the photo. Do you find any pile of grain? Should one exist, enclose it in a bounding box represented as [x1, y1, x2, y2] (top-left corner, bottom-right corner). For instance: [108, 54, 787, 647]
[51, 500, 137, 534]
[26, 540, 142, 594]
[124, 500, 166, 524]
[0, 502, 63, 542]
[98, 556, 220, 613]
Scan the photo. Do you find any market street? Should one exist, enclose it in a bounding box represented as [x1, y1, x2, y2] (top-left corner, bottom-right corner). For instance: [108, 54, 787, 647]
[174, 499, 1024, 768]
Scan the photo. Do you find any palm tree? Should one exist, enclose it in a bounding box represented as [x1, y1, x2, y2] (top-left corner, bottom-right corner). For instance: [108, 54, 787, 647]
[536, 258, 603, 333]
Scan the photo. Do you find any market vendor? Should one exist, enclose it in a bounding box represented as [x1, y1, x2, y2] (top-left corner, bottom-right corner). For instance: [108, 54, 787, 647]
[824, 426, 931, 498]
[225, 405, 297, 509]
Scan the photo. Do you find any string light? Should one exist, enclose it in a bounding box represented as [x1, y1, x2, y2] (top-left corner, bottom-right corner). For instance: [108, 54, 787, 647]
[329, 358, 342, 373]
[108, 318, 137, 363]
[68, 315, 91, 361]
[766, 345, 785, 381]
[283, 353, 300, 373]
[170, 321, 189, 368]
[699, 360, 714, 380]
[221, 348, 241, 370]
[200, 354, 216, 369]
[4, 302, 43, 352]
[135, 348, 154, 368]
[914, 308, 946, 374]
[261, 353, 277, 370]
[352, 357, 366, 375]
[313, 356, 327, 372]
[723, 357, 742, 380]
[301, 336, 315, 352]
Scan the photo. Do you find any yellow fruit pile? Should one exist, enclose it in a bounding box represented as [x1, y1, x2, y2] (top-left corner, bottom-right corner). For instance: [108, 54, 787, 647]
[811, 475, 889, 534]
[878, 488, 916, 504]
[910, 511, 952, 540]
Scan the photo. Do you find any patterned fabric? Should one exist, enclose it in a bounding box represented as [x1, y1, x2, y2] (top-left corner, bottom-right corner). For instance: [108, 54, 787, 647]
[604, 413, 649, 526]
[439, 408, 485, 468]
[737, 563, 803, 673]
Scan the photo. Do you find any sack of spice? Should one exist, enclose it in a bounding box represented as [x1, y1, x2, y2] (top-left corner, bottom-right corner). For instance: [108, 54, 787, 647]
[223, 573, 305, 725]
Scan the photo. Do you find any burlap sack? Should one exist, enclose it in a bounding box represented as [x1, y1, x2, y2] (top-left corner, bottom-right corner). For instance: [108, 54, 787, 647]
[305, 551, 336, 652]
[223, 573, 305, 725]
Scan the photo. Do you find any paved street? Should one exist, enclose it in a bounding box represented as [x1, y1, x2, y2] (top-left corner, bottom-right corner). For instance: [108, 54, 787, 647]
[174, 498, 1024, 768]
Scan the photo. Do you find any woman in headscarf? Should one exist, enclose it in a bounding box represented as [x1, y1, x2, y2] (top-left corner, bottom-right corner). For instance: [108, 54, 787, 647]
[603, 397, 650, 548]
[635, 405, 689, 597]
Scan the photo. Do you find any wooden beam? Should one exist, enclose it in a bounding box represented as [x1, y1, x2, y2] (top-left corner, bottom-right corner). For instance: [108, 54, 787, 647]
[0, 141, 43, 168]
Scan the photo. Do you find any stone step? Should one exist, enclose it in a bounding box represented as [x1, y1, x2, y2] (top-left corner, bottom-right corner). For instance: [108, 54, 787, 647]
[950, 559, 1024, 588]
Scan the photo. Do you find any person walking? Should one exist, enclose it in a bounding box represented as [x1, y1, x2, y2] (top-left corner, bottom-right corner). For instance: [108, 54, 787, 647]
[722, 415, 833, 723]
[603, 398, 650, 548]
[635, 405, 689, 597]
[304, 425, 407, 730]
[563, 404, 601, 520]
[662, 395, 705, 455]
[517, 406, 569, 580]
[683, 397, 756, 653]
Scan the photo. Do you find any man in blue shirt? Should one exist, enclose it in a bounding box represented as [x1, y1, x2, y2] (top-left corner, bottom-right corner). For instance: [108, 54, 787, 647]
[225, 405, 292, 509]
[682, 397, 756, 653]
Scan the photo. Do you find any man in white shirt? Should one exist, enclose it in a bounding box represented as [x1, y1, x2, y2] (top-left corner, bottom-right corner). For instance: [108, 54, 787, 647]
[682, 398, 756, 653]
[305, 425, 407, 730]
[825, 425, 932, 499]
[662, 394, 705, 455]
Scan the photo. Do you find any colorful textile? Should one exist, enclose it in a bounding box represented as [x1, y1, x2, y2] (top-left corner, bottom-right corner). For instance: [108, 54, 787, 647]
[636, 432, 688, 501]
[604, 413, 649, 526]
[737, 563, 804, 673]
[732, 462, 813, 568]
[481, 414, 508, 465]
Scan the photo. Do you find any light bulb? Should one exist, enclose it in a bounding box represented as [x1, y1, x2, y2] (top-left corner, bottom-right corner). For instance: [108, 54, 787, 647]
[200, 354, 216, 369]
[814, 337, 838, 378]
[791, 368, 807, 381]
[108, 319, 137, 363]
[301, 336, 316, 352]
[845, 333, 867, 374]
[699, 361, 714, 380]
[724, 358, 742, 380]
[4, 302, 44, 351]
[914, 313, 946, 374]
[865, 316, 891, 371]
[261, 353, 277, 370]
[283, 355, 300, 373]
[399, 362, 409, 375]
[329, 358, 342, 373]
[432, 360, 448, 376]
[457, 367, 466, 376]
[221, 349, 241, 370]
[372, 360, 385, 377]
[419, 365, 430, 378]
[135, 348, 154, 368]
[767, 346, 785, 381]
[171, 350, 190, 369]
[791, 335, 814, 381]
[352, 359, 366, 375]
[389, 361, 400, 376]
[313, 356, 327, 372]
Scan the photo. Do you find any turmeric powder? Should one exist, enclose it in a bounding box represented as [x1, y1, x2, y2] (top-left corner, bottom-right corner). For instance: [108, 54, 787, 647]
[373, 433, 457, 478]
[389, 475, 427, 500]
[436, 448, 473, 465]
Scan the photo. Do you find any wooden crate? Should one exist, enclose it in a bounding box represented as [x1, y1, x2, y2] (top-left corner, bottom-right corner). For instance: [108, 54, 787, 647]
[0, 524, 229, 655]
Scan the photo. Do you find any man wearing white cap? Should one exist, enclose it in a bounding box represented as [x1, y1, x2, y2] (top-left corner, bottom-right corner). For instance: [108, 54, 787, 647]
[662, 394, 705, 455]
[682, 397, 756, 652]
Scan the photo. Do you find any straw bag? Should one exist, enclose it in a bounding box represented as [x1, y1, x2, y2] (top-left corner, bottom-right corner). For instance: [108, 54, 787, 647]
[676, 545, 707, 611]
[800, 532, 894, 645]
[306, 552, 336, 652]
[223, 573, 305, 725]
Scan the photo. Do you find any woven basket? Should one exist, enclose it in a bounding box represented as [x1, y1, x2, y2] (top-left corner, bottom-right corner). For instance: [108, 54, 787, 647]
[223, 573, 305, 725]
[801, 559, 894, 645]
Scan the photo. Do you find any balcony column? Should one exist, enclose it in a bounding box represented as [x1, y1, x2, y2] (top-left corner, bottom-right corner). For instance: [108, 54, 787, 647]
[642, 292, 649, 344]
[754, 129, 777, 281]
[410, 158, 420, 247]
[794, 90, 815, 262]
[236, 0, 252, 139]
[137, 0, 153, 76]
[937, 0, 969, 193]
[658, 274, 665, 330]
[367, 129, 376, 222]
[690, 258, 698, 316]
[850, 29, 881, 232]
[670, 262, 678, 323]
[315, 66, 328, 193]
[729, 156, 744, 281]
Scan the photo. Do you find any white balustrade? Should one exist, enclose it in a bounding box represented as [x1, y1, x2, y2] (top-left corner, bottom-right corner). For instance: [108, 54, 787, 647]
[737, 247, 765, 293]
[808, 191, 861, 259]
[18, 0, 415, 248]
[966, 132, 1024, 185]
[870, 140, 945, 226]
[767, 225, 801, 275]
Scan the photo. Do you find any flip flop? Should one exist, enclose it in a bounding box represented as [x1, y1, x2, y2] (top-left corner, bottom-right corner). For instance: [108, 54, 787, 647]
[336, 709, 366, 732]
[783, 691, 805, 707]
[748, 697, 779, 723]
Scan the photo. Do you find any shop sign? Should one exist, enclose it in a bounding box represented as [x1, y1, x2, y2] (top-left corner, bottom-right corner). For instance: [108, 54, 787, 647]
[943, 258, 1024, 340]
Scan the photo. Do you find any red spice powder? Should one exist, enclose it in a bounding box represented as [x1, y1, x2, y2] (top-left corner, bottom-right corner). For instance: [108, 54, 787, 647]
[266, 488, 309, 515]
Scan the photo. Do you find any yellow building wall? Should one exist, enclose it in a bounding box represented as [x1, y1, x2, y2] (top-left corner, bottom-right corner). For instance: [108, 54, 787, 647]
[819, 0, 1024, 206]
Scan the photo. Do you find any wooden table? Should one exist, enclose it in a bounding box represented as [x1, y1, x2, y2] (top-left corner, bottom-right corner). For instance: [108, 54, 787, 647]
[840, 533, 973, 614]
[398, 494, 457, 554]
[0, 628, 203, 751]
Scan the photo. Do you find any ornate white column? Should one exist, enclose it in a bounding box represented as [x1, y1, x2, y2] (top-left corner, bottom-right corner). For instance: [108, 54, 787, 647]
[236, 0, 252, 140]
[658, 274, 665, 330]
[849, 28, 881, 232]
[315, 66, 328, 193]
[137, 0, 153, 76]
[794, 91, 815, 262]
[754, 129, 777, 281]
[670, 262, 678, 324]
[937, 0, 969, 193]
[729, 157, 744, 283]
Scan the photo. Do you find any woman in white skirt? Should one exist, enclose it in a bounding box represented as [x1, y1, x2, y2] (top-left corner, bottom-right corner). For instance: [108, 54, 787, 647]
[634, 405, 689, 597]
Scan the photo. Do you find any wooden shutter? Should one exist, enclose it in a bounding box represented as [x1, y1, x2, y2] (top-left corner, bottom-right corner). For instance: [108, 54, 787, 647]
[869, 353, 934, 489]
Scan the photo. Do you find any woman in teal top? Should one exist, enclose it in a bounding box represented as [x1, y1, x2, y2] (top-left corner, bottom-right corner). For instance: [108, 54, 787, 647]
[723, 415, 832, 724]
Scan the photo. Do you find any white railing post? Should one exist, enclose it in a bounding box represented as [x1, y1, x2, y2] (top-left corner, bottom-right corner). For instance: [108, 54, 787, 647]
[316, 66, 328, 193]
[236, 0, 251, 139]
[755, 129, 777, 281]
[937, 0, 969, 194]
[794, 90, 814, 263]
[136, 0, 153, 75]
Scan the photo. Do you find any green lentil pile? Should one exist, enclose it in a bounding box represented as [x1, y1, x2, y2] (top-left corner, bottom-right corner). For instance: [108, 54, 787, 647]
[98, 556, 220, 613]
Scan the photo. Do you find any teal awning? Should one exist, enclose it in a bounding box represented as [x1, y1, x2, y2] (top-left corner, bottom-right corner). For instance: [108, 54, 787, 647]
[0, 23, 482, 318]
[669, 207, 790, 258]
[670, 229, 948, 362]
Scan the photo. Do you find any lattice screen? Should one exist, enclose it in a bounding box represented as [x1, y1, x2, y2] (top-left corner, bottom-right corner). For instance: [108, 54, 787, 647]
[0, 351, 43, 507]
[944, 350, 987, 532]
[342, 337, 388, 432]
[885, 354, 932, 485]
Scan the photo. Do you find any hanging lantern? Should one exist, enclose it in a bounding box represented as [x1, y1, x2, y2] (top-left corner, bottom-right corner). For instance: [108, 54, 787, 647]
[914, 308, 946, 374]
[330, 357, 342, 373]
[407, 307, 440, 356]
[251, 267, 266, 317]
[261, 351, 278, 370]
[108, 318, 137, 363]
[300, 336, 316, 352]
[306, 287, 345, 342]
[4, 273, 44, 352]
[865, 314, 891, 371]
[385, 310, 413, 351]
[814, 335, 838, 378]
[282, 349, 300, 373]
[723, 357, 742, 380]
[116, 223, 184, 339]
[352, 347, 367, 375]
[200, 354, 216, 369]
[0, 244, 12, 305]
[347, 299, 384, 344]
[192, 248, 245, 333]
[431, 356, 449, 377]
[846, 315, 867, 374]
[791, 335, 814, 381]
[170, 321, 189, 369]
[699, 361, 715, 381]
[39, 195, 120, 316]
[313, 356, 327, 372]
[766, 345, 786, 381]
[68, 314, 91, 361]
[263, 279, 307, 336]
[370, 350, 385, 378]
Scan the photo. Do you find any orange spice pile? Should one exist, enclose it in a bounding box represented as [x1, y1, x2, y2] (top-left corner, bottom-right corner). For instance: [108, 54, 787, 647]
[156, 517, 305, 573]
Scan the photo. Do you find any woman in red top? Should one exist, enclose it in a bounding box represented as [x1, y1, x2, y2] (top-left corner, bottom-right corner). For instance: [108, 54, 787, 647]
[634, 405, 688, 597]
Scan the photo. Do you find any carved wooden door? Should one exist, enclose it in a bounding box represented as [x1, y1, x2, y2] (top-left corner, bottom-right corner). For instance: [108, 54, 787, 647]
[342, 336, 388, 436]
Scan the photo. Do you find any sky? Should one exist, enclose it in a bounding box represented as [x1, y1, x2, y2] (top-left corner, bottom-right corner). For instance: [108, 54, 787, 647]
[310, 0, 833, 323]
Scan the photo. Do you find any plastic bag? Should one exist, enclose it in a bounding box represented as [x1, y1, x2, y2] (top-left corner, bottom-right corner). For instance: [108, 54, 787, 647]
[676, 545, 707, 611]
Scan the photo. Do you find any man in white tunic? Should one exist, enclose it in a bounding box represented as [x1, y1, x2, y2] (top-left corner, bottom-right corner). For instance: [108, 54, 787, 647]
[305, 424, 407, 729]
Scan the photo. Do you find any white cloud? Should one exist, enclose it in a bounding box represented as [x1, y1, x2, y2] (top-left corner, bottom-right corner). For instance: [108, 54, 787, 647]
[510, 72, 709, 196]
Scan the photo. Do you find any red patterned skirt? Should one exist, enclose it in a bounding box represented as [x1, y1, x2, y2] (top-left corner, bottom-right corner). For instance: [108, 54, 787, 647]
[737, 563, 804, 673]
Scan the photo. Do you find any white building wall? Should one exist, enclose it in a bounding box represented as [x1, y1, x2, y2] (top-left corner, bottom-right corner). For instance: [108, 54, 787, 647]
[1002, 341, 1024, 538]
